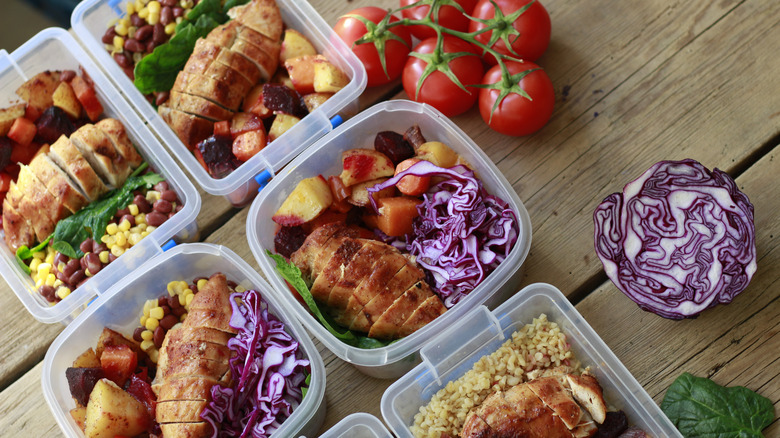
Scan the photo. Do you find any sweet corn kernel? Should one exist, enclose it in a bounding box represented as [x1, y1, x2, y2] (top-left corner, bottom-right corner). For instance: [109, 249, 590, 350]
[148, 11, 160, 25]
[29, 258, 41, 273]
[165, 22, 176, 35]
[175, 16, 183, 24]
[134, 0, 143, 10]
[145, 317, 159, 331]
[35, 278, 43, 288]
[127, 1, 135, 14]
[180, 0, 192, 8]
[147, 1, 160, 13]
[128, 26, 137, 39]
[235, 285, 246, 293]
[45, 273, 57, 287]
[178, 293, 187, 306]
[99, 251, 110, 264]
[183, 288, 193, 296]
[101, 235, 111, 244]
[114, 22, 128, 37]
[140, 340, 154, 351]
[140, 314, 148, 326]
[142, 230, 152, 237]
[53, 279, 63, 288]
[128, 204, 139, 216]
[138, 223, 148, 231]
[150, 306, 164, 320]
[45, 253, 54, 264]
[37, 261, 50, 275]
[33, 251, 46, 260]
[56, 287, 71, 300]
[116, 232, 127, 248]
[129, 233, 143, 246]
[85, 268, 92, 277]
[120, 17, 131, 27]
[180, 313, 187, 322]
[111, 246, 125, 257]
[133, 52, 143, 64]
[197, 278, 208, 290]
[141, 330, 154, 341]
[104, 236, 116, 247]
[135, 213, 146, 225]
[148, 349, 159, 363]
[138, 7, 149, 19]
[185, 293, 194, 306]
[146, 190, 161, 202]
[106, 222, 119, 236]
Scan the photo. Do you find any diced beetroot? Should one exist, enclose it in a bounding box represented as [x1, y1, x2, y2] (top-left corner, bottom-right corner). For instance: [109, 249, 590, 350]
[100, 344, 137, 387]
[274, 225, 307, 258]
[262, 83, 308, 119]
[35, 106, 75, 144]
[375, 131, 414, 165]
[0, 138, 13, 169]
[125, 374, 156, 422]
[65, 367, 105, 407]
[196, 135, 240, 179]
[0, 172, 11, 192]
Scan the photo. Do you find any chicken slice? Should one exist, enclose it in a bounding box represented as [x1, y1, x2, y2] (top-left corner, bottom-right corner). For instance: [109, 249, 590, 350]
[168, 90, 236, 122]
[326, 240, 397, 313]
[357, 264, 425, 328]
[157, 400, 210, 423]
[502, 383, 576, 437]
[48, 135, 107, 201]
[159, 104, 215, 148]
[525, 376, 583, 430]
[367, 281, 441, 339]
[227, 0, 283, 42]
[206, 21, 279, 81]
[566, 373, 608, 424]
[6, 181, 55, 242]
[290, 223, 362, 283]
[309, 237, 366, 304]
[16, 163, 66, 223]
[95, 118, 144, 169]
[70, 123, 131, 188]
[181, 54, 254, 100]
[397, 294, 448, 338]
[2, 198, 35, 251]
[159, 422, 213, 438]
[155, 375, 219, 402]
[173, 71, 247, 111]
[461, 412, 494, 438]
[28, 153, 89, 214]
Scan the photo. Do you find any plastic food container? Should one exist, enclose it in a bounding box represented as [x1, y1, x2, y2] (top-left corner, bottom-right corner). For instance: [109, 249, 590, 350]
[247, 100, 533, 379]
[72, 0, 367, 207]
[313, 413, 393, 438]
[381, 283, 682, 437]
[0, 28, 201, 325]
[42, 242, 326, 438]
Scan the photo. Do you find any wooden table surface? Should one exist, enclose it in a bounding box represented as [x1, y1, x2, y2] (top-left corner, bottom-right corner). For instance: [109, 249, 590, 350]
[1, 0, 778, 436]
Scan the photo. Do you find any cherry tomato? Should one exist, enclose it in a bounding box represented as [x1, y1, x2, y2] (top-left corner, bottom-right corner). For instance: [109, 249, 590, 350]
[469, 0, 551, 64]
[478, 61, 554, 136]
[402, 36, 484, 117]
[400, 0, 478, 40]
[334, 7, 413, 87]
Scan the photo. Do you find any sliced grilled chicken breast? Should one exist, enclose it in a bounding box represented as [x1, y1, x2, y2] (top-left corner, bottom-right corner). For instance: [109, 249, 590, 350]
[2, 198, 35, 251]
[70, 123, 131, 187]
[28, 153, 89, 214]
[159, 104, 215, 148]
[154, 274, 236, 438]
[173, 72, 247, 112]
[181, 52, 254, 98]
[17, 163, 66, 223]
[227, 0, 283, 41]
[49, 135, 108, 201]
[95, 118, 144, 169]
[207, 21, 279, 80]
[168, 91, 236, 122]
[186, 38, 262, 85]
[6, 182, 54, 243]
[290, 223, 446, 340]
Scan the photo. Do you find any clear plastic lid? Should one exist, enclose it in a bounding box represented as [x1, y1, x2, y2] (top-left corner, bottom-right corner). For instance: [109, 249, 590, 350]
[313, 413, 393, 438]
[0, 28, 201, 324]
[247, 100, 533, 378]
[72, 0, 367, 206]
[381, 283, 682, 437]
[42, 242, 326, 438]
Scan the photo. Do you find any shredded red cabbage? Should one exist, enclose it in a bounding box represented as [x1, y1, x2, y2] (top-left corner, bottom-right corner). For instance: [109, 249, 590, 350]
[594, 159, 757, 319]
[368, 161, 518, 307]
[201, 289, 309, 437]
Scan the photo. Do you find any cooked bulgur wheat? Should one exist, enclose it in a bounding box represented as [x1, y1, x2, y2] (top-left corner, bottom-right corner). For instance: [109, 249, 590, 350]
[411, 314, 580, 438]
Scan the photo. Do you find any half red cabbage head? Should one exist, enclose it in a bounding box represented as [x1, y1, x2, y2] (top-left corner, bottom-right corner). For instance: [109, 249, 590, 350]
[593, 159, 756, 319]
[201, 289, 309, 437]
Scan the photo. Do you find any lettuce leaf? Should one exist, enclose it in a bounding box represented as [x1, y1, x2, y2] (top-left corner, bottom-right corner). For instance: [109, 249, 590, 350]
[267, 251, 392, 349]
[14, 236, 51, 274]
[661, 372, 774, 437]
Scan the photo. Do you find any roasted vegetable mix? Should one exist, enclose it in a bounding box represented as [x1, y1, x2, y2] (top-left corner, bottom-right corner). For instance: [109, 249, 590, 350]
[65, 273, 310, 438]
[0, 69, 184, 305]
[269, 125, 518, 348]
[105, 0, 351, 180]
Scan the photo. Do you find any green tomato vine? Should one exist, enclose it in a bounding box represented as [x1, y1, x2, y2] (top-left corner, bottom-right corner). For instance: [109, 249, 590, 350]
[347, 0, 543, 114]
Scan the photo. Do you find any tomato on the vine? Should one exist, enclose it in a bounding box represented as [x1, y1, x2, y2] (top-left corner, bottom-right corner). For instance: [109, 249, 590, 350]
[402, 36, 484, 117]
[400, 0, 478, 40]
[469, 0, 551, 64]
[478, 61, 554, 136]
[334, 7, 413, 87]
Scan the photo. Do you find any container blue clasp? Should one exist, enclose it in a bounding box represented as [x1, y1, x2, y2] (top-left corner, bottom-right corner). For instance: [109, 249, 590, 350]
[161, 240, 177, 251]
[256, 169, 273, 193]
[330, 114, 344, 129]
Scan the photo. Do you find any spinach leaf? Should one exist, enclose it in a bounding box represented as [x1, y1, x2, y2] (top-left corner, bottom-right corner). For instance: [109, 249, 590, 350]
[267, 251, 392, 349]
[661, 372, 774, 437]
[14, 236, 52, 274]
[222, 0, 250, 13]
[52, 172, 164, 259]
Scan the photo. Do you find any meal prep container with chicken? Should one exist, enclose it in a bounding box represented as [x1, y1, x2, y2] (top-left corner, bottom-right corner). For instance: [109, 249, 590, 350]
[314, 413, 393, 438]
[381, 282, 682, 437]
[0, 28, 200, 324]
[71, 0, 367, 207]
[42, 242, 326, 438]
[248, 100, 532, 379]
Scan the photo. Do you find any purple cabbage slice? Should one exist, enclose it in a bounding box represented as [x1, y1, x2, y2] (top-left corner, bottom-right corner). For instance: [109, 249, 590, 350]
[201, 289, 309, 437]
[368, 161, 519, 307]
[593, 159, 756, 319]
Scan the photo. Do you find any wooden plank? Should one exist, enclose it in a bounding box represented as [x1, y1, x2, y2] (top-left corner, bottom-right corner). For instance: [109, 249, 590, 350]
[0, 362, 60, 436]
[577, 146, 780, 434]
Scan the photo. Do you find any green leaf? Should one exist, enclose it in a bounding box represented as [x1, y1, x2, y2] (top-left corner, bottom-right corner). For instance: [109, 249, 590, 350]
[51, 172, 165, 259]
[661, 372, 774, 437]
[301, 371, 311, 399]
[267, 251, 393, 349]
[134, 13, 222, 94]
[222, 0, 250, 14]
[14, 236, 52, 274]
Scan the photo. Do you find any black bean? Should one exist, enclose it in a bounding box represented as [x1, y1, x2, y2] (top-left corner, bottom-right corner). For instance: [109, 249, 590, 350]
[133, 327, 145, 342]
[146, 211, 166, 227]
[130, 13, 145, 28]
[79, 238, 93, 255]
[85, 253, 102, 276]
[160, 314, 179, 330]
[68, 269, 86, 286]
[63, 259, 80, 278]
[153, 181, 169, 192]
[134, 24, 153, 42]
[102, 27, 117, 44]
[134, 194, 152, 213]
[161, 189, 177, 202]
